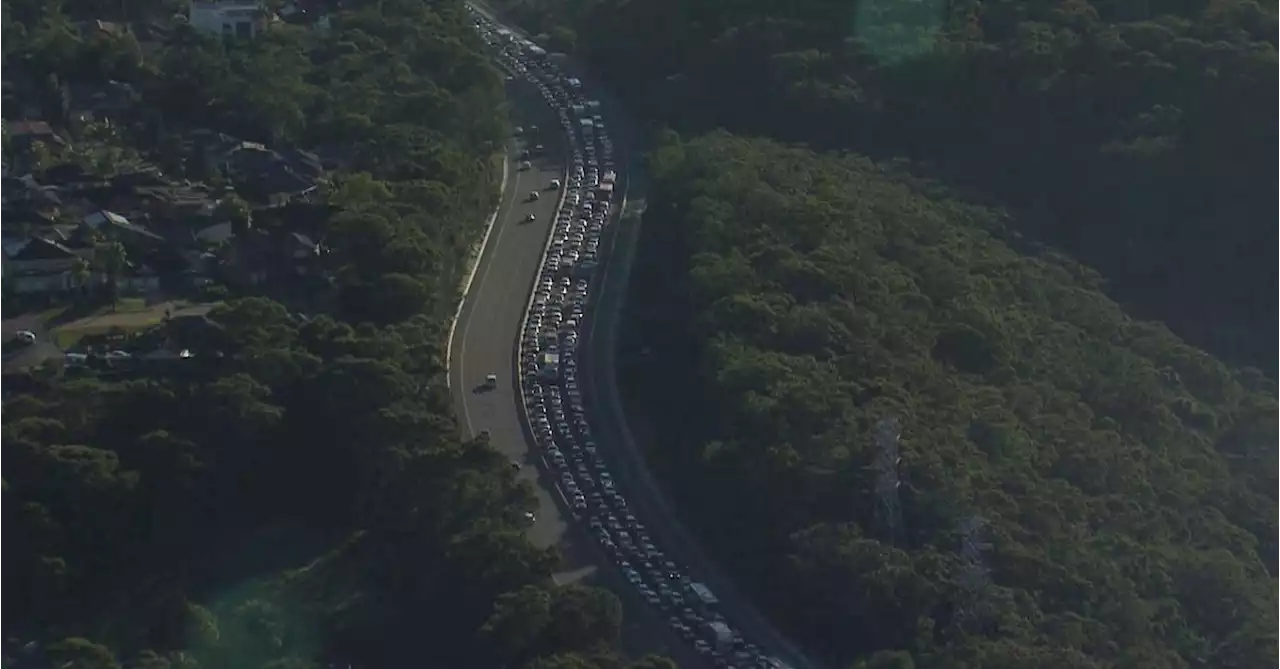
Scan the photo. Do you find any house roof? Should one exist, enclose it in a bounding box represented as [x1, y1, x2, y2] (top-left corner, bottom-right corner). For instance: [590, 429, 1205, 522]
[258, 167, 315, 196]
[122, 262, 157, 277]
[67, 80, 139, 115]
[77, 19, 127, 36]
[7, 120, 55, 137]
[289, 232, 317, 249]
[112, 168, 168, 188]
[9, 236, 78, 261]
[1, 206, 56, 227]
[41, 163, 94, 184]
[195, 222, 235, 244]
[224, 145, 320, 197]
[84, 210, 130, 228]
[83, 210, 165, 241]
[280, 148, 324, 178]
[3, 237, 30, 258]
[3, 175, 63, 207]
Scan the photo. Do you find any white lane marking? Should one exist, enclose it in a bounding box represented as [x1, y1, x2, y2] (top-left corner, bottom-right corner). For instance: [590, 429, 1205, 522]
[458, 165, 525, 437]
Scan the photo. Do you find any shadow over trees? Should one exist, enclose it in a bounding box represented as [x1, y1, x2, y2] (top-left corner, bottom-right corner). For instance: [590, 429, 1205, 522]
[618, 133, 1277, 669]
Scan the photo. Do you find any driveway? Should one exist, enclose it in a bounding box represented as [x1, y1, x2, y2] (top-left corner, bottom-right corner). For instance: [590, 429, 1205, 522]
[1, 311, 60, 371]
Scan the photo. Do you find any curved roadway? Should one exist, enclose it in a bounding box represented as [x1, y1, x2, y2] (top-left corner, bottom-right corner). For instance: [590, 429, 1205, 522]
[568, 67, 821, 669]
[450, 74, 573, 551]
[454, 8, 820, 669]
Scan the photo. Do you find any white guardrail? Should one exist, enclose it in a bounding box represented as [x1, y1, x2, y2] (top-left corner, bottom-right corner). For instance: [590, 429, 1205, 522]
[445, 154, 510, 387]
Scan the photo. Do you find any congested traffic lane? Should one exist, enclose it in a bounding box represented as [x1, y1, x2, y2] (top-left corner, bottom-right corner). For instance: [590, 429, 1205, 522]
[565, 66, 821, 669]
[463, 8, 819, 669]
[468, 6, 821, 669]
[458, 15, 721, 665]
[449, 73, 572, 551]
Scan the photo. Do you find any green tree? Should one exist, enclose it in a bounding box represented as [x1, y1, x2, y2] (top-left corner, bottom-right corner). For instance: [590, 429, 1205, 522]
[480, 585, 554, 663]
[92, 240, 127, 310]
[45, 637, 120, 669]
[70, 257, 91, 299]
[857, 649, 915, 669]
[546, 25, 577, 53]
[214, 193, 253, 235]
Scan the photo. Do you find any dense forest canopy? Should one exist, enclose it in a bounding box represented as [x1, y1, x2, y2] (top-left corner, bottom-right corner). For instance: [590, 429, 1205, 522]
[2, 1, 672, 668]
[476, 2, 1280, 660]
[618, 132, 1277, 669]
[498, 0, 1278, 372]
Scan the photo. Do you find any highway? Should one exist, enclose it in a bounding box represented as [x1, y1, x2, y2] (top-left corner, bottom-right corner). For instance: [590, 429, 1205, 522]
[566, 60, 822, 669]
[448, 23, 700, 663]
[454, 7, 821, 668]
[449, 73, 574, 553]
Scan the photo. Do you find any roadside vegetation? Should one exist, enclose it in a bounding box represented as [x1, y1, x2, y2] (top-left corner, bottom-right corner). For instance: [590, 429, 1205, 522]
[3, 1, 672, 668]
[498, 0, 1277, 372]
[480, 1, 1277, 666]
[618, 132, 1277, 669]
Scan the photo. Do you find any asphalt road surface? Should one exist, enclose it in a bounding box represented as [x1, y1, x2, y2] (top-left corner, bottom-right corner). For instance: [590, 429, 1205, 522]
[449, 75, 573, 553]
[577, 80, 823, 669]
[455, 9, 808, 665]
[450, 29, 708, 665]
[466, 9, 823, 669]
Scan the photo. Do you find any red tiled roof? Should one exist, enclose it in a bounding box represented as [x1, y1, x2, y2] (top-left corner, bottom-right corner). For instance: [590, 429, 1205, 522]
[7, 120, 55, 136]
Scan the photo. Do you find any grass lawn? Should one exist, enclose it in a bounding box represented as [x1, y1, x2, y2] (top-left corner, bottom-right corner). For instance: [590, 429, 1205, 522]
[51, 299, 217, 349]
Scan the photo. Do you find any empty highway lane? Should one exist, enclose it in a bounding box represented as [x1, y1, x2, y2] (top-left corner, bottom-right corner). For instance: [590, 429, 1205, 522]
[449, 75, 571, 551]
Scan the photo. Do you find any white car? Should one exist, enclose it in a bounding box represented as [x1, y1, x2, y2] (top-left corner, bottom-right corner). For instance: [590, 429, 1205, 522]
[485, 373, 499, 387]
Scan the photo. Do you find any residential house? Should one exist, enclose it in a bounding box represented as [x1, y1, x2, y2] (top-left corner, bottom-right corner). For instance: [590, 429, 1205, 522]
[194, 222, 235, 245]
[1, 207, 57, 239]
[188, 0, 268, 39]
[159, 186, 218, 221]
[278, 0, 331, 32]
[67, 80, 140, 123]
[115, 262, 161, 294]
[6, 121, 65, 150]
[69, 181, 148, 217]
[284, 232, 322, 272]
[82, 209, 165, 249]
[185, 129, 245, 180]
[220, 230, 272, 285]
[3, 174, 64, 216]
[2, 236, 91, 294]
[40, 162, 96, 185]
[112, 168, 168, 188]
[219, 228, 323, 286]
[223, 144, 321, 206]
[180, 248, 218, 286]
[49, 168, 214, 236]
